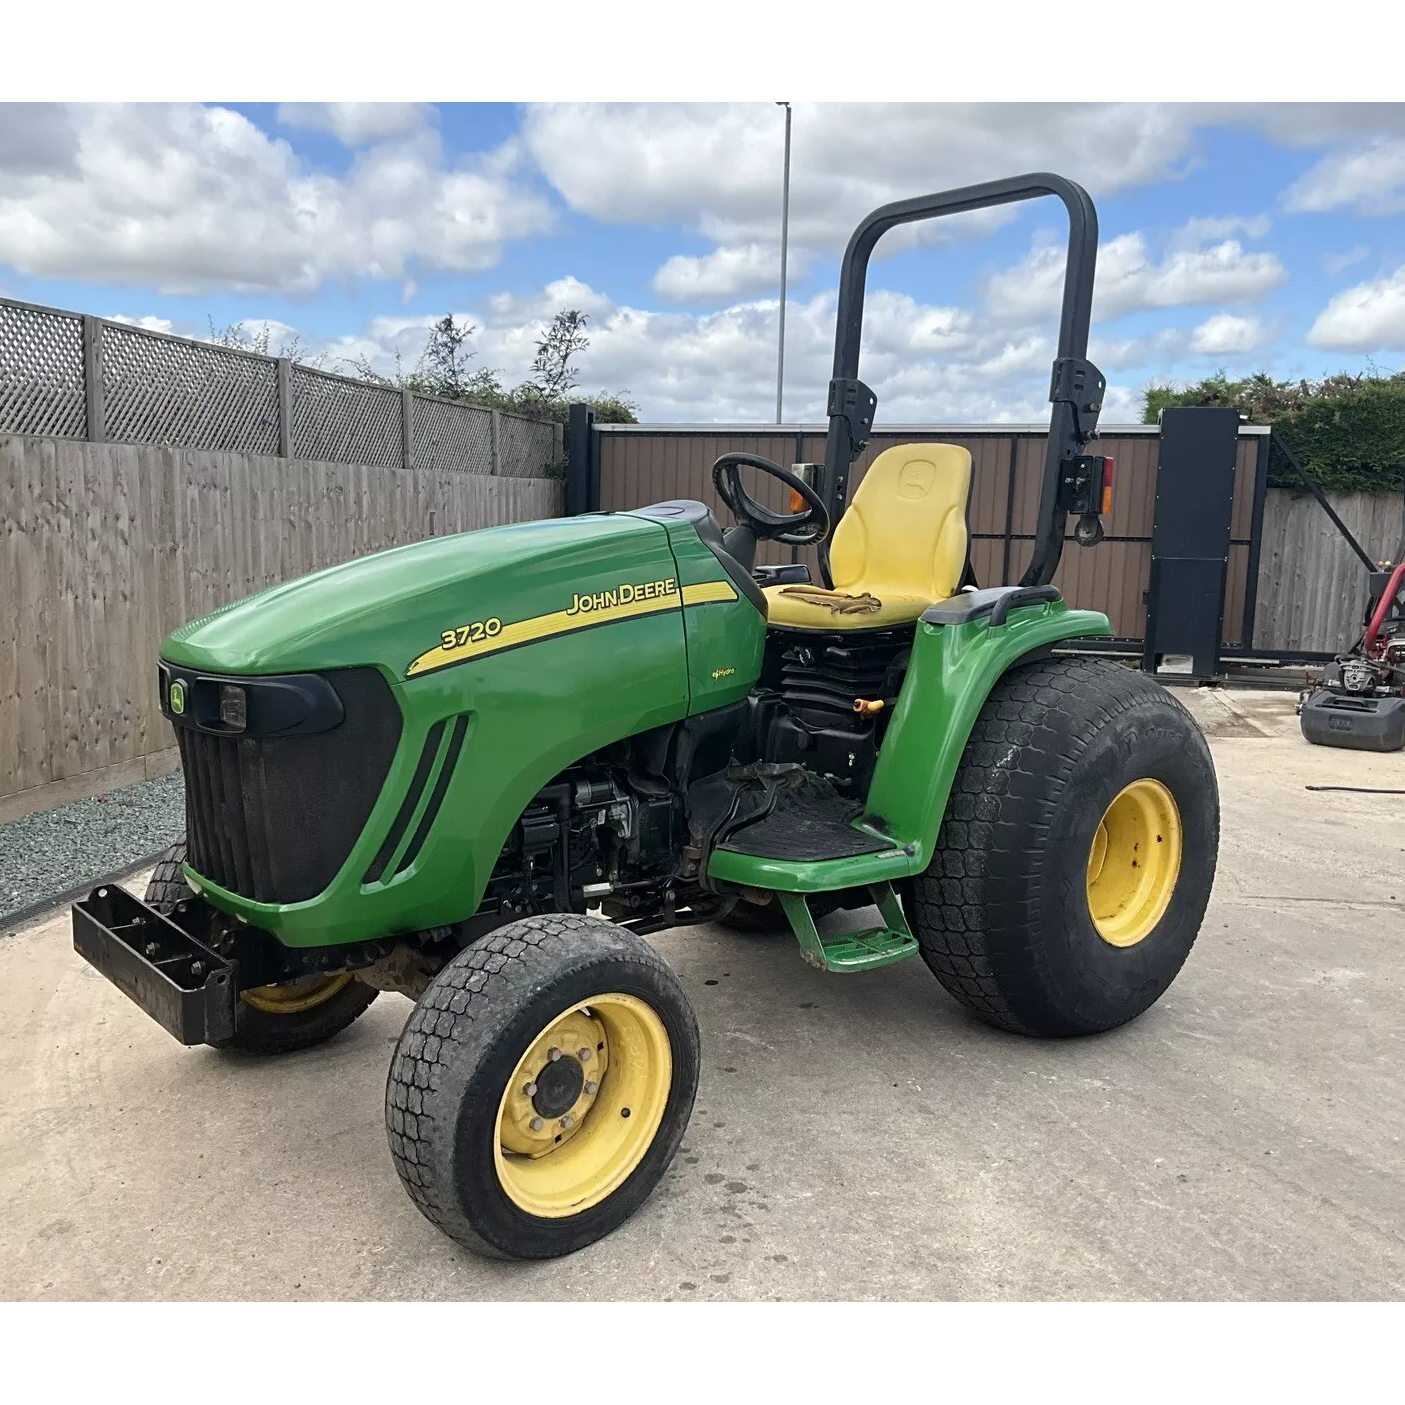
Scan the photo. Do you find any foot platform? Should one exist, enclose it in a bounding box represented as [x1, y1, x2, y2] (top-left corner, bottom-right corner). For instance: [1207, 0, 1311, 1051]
[777, 884, 918, 973]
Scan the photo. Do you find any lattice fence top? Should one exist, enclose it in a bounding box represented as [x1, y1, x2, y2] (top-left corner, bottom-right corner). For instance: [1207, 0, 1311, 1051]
[103, 323, 279, 454]
[498, 413, 558, 478]
[0, 301, 86, 439]
[0, 294, 561, 479]
[412, 395, 494, 473]
[292, 366, 402, 469]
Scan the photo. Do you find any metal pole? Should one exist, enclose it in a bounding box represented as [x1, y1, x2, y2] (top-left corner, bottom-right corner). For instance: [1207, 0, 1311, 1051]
[775, 101, 791, 425]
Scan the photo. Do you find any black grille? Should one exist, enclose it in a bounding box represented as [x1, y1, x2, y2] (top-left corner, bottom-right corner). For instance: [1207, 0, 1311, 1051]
[178, 667, 402, 904]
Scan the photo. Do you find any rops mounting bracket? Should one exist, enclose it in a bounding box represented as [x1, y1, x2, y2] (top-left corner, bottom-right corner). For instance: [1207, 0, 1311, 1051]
[1048, 356, 1106, 443]
[826, 377, 878, 458]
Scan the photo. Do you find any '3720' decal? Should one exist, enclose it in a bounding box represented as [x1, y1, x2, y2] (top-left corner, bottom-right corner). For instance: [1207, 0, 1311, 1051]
[405, 576, 738, 679]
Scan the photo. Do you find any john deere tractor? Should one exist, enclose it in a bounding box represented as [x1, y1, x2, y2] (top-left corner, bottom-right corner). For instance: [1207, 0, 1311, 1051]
[74, 174, 1218, 1260]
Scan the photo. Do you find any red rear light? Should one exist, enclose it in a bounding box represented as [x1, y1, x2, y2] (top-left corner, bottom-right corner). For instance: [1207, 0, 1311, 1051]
[1101, 456, 1114, 515]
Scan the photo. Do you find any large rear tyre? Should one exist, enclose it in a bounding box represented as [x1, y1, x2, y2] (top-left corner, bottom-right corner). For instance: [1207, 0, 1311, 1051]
[143, 838, 379, 1055]
[386, 913, 700, 1260]
[907, 658, 1218, 1037]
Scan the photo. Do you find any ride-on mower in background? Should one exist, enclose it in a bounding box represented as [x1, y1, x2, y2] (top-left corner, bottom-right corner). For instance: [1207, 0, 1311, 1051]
[1300, 560, 1405, 751]
[73, 174, 1219, 1260]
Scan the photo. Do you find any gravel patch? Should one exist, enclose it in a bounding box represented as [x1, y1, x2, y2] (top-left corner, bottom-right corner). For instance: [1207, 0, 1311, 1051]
[0, 772, 185, 925]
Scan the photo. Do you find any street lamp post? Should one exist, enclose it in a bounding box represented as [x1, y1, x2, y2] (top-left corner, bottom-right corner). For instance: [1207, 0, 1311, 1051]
[775, 100, 791, 425]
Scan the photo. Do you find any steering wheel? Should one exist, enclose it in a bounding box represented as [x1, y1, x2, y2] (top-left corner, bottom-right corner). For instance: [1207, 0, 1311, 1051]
[711, 452, 830, 547]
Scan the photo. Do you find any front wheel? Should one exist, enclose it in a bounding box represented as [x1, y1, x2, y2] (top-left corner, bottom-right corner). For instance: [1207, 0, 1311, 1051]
[386, 914, 700, 1259]
[908, 658, 1218, 1037]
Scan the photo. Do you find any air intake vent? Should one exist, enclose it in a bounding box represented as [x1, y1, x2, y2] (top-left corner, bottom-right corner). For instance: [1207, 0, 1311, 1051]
[363, 714, 470, 884]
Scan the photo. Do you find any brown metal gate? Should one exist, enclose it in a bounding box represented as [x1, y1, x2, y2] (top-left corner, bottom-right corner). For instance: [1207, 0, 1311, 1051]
[591, 423, 1270, 648]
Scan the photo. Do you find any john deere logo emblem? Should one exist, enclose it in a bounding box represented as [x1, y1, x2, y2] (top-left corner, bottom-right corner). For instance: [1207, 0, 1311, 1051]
[169, 680, 186, 715]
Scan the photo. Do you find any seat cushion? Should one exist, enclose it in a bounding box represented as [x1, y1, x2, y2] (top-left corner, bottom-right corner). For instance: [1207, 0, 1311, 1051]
[763, 584, 934, 630]
[763, 442, 973, 633]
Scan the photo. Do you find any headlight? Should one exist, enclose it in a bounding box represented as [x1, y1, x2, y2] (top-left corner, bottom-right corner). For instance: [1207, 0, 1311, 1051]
[219, 683, 247, 731]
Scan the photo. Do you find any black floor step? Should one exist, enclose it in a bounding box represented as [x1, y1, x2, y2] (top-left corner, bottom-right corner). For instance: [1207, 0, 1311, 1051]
[717, 773, 894, 861]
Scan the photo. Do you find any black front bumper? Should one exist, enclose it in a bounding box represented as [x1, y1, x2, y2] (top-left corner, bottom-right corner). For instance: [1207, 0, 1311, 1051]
[72, 885, 237, 1045]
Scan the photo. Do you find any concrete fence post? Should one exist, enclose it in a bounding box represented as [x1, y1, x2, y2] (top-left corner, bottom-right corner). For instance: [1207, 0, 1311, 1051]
[401, 389, 415, 470]
[82, 315, 105, 443]
[276, 358, 294, 458]
[490, 409, 502, 476]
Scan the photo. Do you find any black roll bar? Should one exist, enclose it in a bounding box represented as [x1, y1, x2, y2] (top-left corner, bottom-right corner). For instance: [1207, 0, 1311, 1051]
[822, 172, 1106, 588]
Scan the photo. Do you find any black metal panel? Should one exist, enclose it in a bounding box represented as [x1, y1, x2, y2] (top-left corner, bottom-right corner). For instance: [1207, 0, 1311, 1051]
[178, 666, 402, 904]
[1141, 408, 1240, 679]
[566, 402, 595, 515]
[72, 884, 236, 1046]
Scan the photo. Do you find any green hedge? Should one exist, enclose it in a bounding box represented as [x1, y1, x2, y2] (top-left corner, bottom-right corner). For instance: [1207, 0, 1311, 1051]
[1142, 372, 1405, 493]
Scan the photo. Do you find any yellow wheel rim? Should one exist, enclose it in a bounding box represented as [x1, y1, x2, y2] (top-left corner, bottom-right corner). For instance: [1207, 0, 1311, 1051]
[241, 972, 353, 1015]
[1086, 778, 1183, 948]
[494, 993, 672, 1220]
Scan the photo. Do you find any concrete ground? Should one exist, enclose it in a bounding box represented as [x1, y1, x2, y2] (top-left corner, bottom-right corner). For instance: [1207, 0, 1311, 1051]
[2, 687, 1402, 1301]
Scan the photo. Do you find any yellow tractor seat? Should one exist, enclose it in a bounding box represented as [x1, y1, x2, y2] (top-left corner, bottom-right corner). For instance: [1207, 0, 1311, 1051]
[763, 442, 973, 631]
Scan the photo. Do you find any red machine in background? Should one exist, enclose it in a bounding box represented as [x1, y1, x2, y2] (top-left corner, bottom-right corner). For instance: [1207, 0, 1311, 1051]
[1300, 560, 1405, 752]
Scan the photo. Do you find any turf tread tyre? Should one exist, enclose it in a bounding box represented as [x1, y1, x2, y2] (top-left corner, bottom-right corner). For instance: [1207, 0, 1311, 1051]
[386, 913, 699, 1260]
[908, 657, 1218, 1038]
[144, 839, 195, 914]
[143, 837, 378, 1056]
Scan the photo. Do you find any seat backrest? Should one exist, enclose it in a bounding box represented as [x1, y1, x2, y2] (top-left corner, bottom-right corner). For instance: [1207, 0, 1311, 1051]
[829, 443, 973, 600]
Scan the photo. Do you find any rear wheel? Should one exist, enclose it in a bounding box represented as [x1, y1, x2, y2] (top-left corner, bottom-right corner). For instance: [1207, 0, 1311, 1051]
[386, 913, 699, 1259]
[143, 838, 378, 1055]
[907, 658, 1218, 1037]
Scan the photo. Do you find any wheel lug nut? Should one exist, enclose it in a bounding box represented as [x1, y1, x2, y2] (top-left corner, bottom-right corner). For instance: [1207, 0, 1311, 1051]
[529, 1116, 544, 1131]
[578, 1047, 592, 1062]
[560, 1114, 574, 1130]
[524, 1081, 538, 1097]
[585, 1080, 598, 1095]
[548, 1047, 561, 1062]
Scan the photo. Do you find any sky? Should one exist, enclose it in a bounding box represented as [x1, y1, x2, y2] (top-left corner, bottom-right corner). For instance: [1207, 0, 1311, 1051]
[1, 101, 1404, 426]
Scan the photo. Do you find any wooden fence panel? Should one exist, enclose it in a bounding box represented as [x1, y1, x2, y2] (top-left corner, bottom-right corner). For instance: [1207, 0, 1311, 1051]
[1252, 489, 1405, 655]
[0, 435, 563, 820]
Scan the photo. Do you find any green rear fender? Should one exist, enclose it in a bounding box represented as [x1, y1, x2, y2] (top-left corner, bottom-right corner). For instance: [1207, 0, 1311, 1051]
[706, 600, 1112, 892]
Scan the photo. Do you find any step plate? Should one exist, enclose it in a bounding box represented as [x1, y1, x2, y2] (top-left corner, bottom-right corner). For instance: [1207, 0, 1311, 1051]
[818, 927, 918, 972]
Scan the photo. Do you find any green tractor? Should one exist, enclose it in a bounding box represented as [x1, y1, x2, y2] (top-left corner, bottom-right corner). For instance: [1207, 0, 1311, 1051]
[73, 174, 1218, 1260]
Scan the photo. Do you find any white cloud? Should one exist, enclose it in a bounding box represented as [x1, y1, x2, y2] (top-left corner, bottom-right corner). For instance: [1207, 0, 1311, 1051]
[0, 103, 552, 294]
[1324, 245, 1370, 276]
[482, 276, 615, 324]
[1190, 313, 1267, 355]
[1242, 103, 1405, 146]
[107, 313, 175, 334]
[260, 277, 1081, 426]
[1284, 137, 1405, 216]
[652, 243, 787, 301]
[1090, 329, 1188, 370]
[985, 224, 1287, 324]
[523, 102, 1205, 256]
[1306, 266, 1405, 351]
[522, 103, 1225, 302]
[1171, 214, 1271, 248]
[276, 102, 433, 146]
[0, 103, 77, 174]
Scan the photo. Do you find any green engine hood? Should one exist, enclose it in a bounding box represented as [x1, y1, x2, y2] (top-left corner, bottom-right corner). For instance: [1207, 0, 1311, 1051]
[161, 513, 671, 677]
